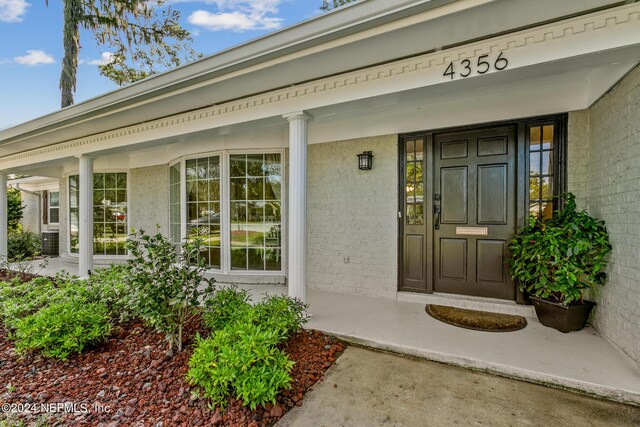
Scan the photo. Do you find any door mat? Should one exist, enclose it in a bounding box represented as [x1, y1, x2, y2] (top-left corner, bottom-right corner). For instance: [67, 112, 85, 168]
[425, 304, 527, 332]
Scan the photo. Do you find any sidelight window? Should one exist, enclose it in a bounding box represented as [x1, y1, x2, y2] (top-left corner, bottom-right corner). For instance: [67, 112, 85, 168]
[528, 124, 558, 220]
[405, 139, 424, 225]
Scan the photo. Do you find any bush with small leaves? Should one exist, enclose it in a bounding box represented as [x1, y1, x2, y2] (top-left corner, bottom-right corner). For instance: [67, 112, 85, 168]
[189, 291, 309, 410]
[202, 285, 251, 331]
[253, 295, 310, 342]
[125, 228, 216, 353]
[7, 230, 41, 262]
[14, 299, 111, 360]
[187, 320, 294, 410]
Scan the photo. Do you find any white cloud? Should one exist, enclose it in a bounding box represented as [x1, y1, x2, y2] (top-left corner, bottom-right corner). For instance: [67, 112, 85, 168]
[14, 50, 55, 66]
[84, 52, 114, 66]
[187, 0, 283, 32]
[0, 0, 29, 23]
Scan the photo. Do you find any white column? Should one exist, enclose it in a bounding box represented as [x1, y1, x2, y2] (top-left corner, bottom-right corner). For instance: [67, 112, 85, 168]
[77, 155, 94, 277]
[0, 173, 7, 260]
[284, 111, 312, 302]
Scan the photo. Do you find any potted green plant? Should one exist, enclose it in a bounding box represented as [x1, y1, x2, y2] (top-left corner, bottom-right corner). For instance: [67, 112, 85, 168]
[509, 193, 611, 332]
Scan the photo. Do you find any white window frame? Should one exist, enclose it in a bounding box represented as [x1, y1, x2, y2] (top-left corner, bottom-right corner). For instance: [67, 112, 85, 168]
[48, 190, 60, 226]
[169, 149, 286, 275]
[66, 170, 130, 259]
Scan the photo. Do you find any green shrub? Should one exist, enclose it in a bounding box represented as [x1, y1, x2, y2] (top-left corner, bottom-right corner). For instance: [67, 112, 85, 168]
[14, 299, 111, 360]
[82, 264, 136, 323]
[187, 321, 294, 410]
[254, 295, 310, 342]
[0, 277, 67, 331]
[7, 188, 24, 232]
[125, 228, 215, 352]
[190, 292, 309, 410]
[202, 285, 251, 331]
[7, 230, 41, 262]
[509, 193, 612, 306]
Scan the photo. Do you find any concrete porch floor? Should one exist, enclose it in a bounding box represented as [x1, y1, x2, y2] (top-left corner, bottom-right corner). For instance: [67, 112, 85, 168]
[17, 258, 640, 405]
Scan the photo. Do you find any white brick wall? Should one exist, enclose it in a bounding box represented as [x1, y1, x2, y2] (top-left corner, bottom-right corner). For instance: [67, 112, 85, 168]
[129, 165, 169, 234]
[307, 135, 398, 298]
[567, 110, 590, 210]
[568, 65, 640, 365]
[18, 191, 40, 233]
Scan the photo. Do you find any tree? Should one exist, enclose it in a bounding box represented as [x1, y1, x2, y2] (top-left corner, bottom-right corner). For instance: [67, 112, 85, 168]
[53, 0, 201, 108]
[320, 0, 356, 12]
[8, 189, 24, 231]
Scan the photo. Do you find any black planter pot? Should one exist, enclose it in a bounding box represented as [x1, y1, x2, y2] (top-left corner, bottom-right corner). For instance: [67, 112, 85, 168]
[529, 296, 595, 333]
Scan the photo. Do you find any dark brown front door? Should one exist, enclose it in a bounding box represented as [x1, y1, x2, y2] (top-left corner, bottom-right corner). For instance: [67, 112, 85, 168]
[433, 126, 517, 299]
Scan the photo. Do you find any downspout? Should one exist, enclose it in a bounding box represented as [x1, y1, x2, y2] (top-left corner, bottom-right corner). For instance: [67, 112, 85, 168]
[13, 184, 42, 235]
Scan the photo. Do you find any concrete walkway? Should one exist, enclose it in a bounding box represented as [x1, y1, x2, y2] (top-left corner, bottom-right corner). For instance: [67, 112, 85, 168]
[304, 289, 640, 405]
[279, 347, 640, 427]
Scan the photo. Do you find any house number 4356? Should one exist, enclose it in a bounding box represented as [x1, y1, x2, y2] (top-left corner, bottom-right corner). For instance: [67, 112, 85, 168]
[443, 52, 509, 80]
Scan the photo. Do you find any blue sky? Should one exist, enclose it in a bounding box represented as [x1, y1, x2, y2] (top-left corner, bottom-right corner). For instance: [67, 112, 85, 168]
[0, 0, 324, 130]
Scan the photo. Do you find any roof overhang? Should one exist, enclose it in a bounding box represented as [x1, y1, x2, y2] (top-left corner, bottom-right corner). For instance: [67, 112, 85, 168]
[0, 0, 627, 158]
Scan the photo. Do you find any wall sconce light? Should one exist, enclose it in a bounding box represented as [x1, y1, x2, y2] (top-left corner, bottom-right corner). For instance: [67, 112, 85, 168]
[357, 151, 374, 170]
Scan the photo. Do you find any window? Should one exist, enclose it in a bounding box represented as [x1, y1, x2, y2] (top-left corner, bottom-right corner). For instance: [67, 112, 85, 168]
[69, 173, 128, 255]
[404, 139, 424, 225]
[169, 163, 181, 244]
[48, 191, 59, 224]
[170, 152, 283, 272]
[186, 156, 221, 269]
[230, 154, 282, 271]
[528, 122, 562, 220]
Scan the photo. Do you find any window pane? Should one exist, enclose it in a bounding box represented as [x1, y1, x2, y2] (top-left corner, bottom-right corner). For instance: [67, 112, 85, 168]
[230, 178, 246, 200]
[265, 249, 281, 271]
[230, 155, 246, 177]
[529, 152, 540, 176]
[186, 159, 197, 180]
[247, 178, 264, 200]
[541, 176, 553, 200]
[117, 173, 127, 189]
[231, 248, 247, 270]
[542, 125, 554, 150]
[105, 173, 116, 189]
[49, 208, 59, 224]
[529, 177, 540, 202]
[93, 173, 104, 189]
[541, 151, 552, 176]
[248, 248, 265, 270]
[406, 140, 415, 161]
[265, 176, 281, 200]
[529, 127, 541, 151]
[186, 181, 197, 202]
[247, 154, 264, 176]
[415, 139, 424, 161]
[49, 192, 59, 207]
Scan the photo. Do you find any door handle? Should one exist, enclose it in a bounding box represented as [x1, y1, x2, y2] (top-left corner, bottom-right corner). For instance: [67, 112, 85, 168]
[434, 205, 441, 230]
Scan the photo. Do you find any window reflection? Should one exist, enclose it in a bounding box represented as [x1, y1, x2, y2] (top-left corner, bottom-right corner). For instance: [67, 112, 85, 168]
[528, 125, 555, 220]
[405, 139, 424, 225]
[69, 173, 128, 255]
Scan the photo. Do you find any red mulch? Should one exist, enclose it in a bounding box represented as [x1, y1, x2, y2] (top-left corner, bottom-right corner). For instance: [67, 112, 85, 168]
[0, 317, 345, 426]
[0, 268, 39, 283]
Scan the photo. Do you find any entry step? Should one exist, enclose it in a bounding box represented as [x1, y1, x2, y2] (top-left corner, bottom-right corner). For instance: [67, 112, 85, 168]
[397, 292, 536, 318]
